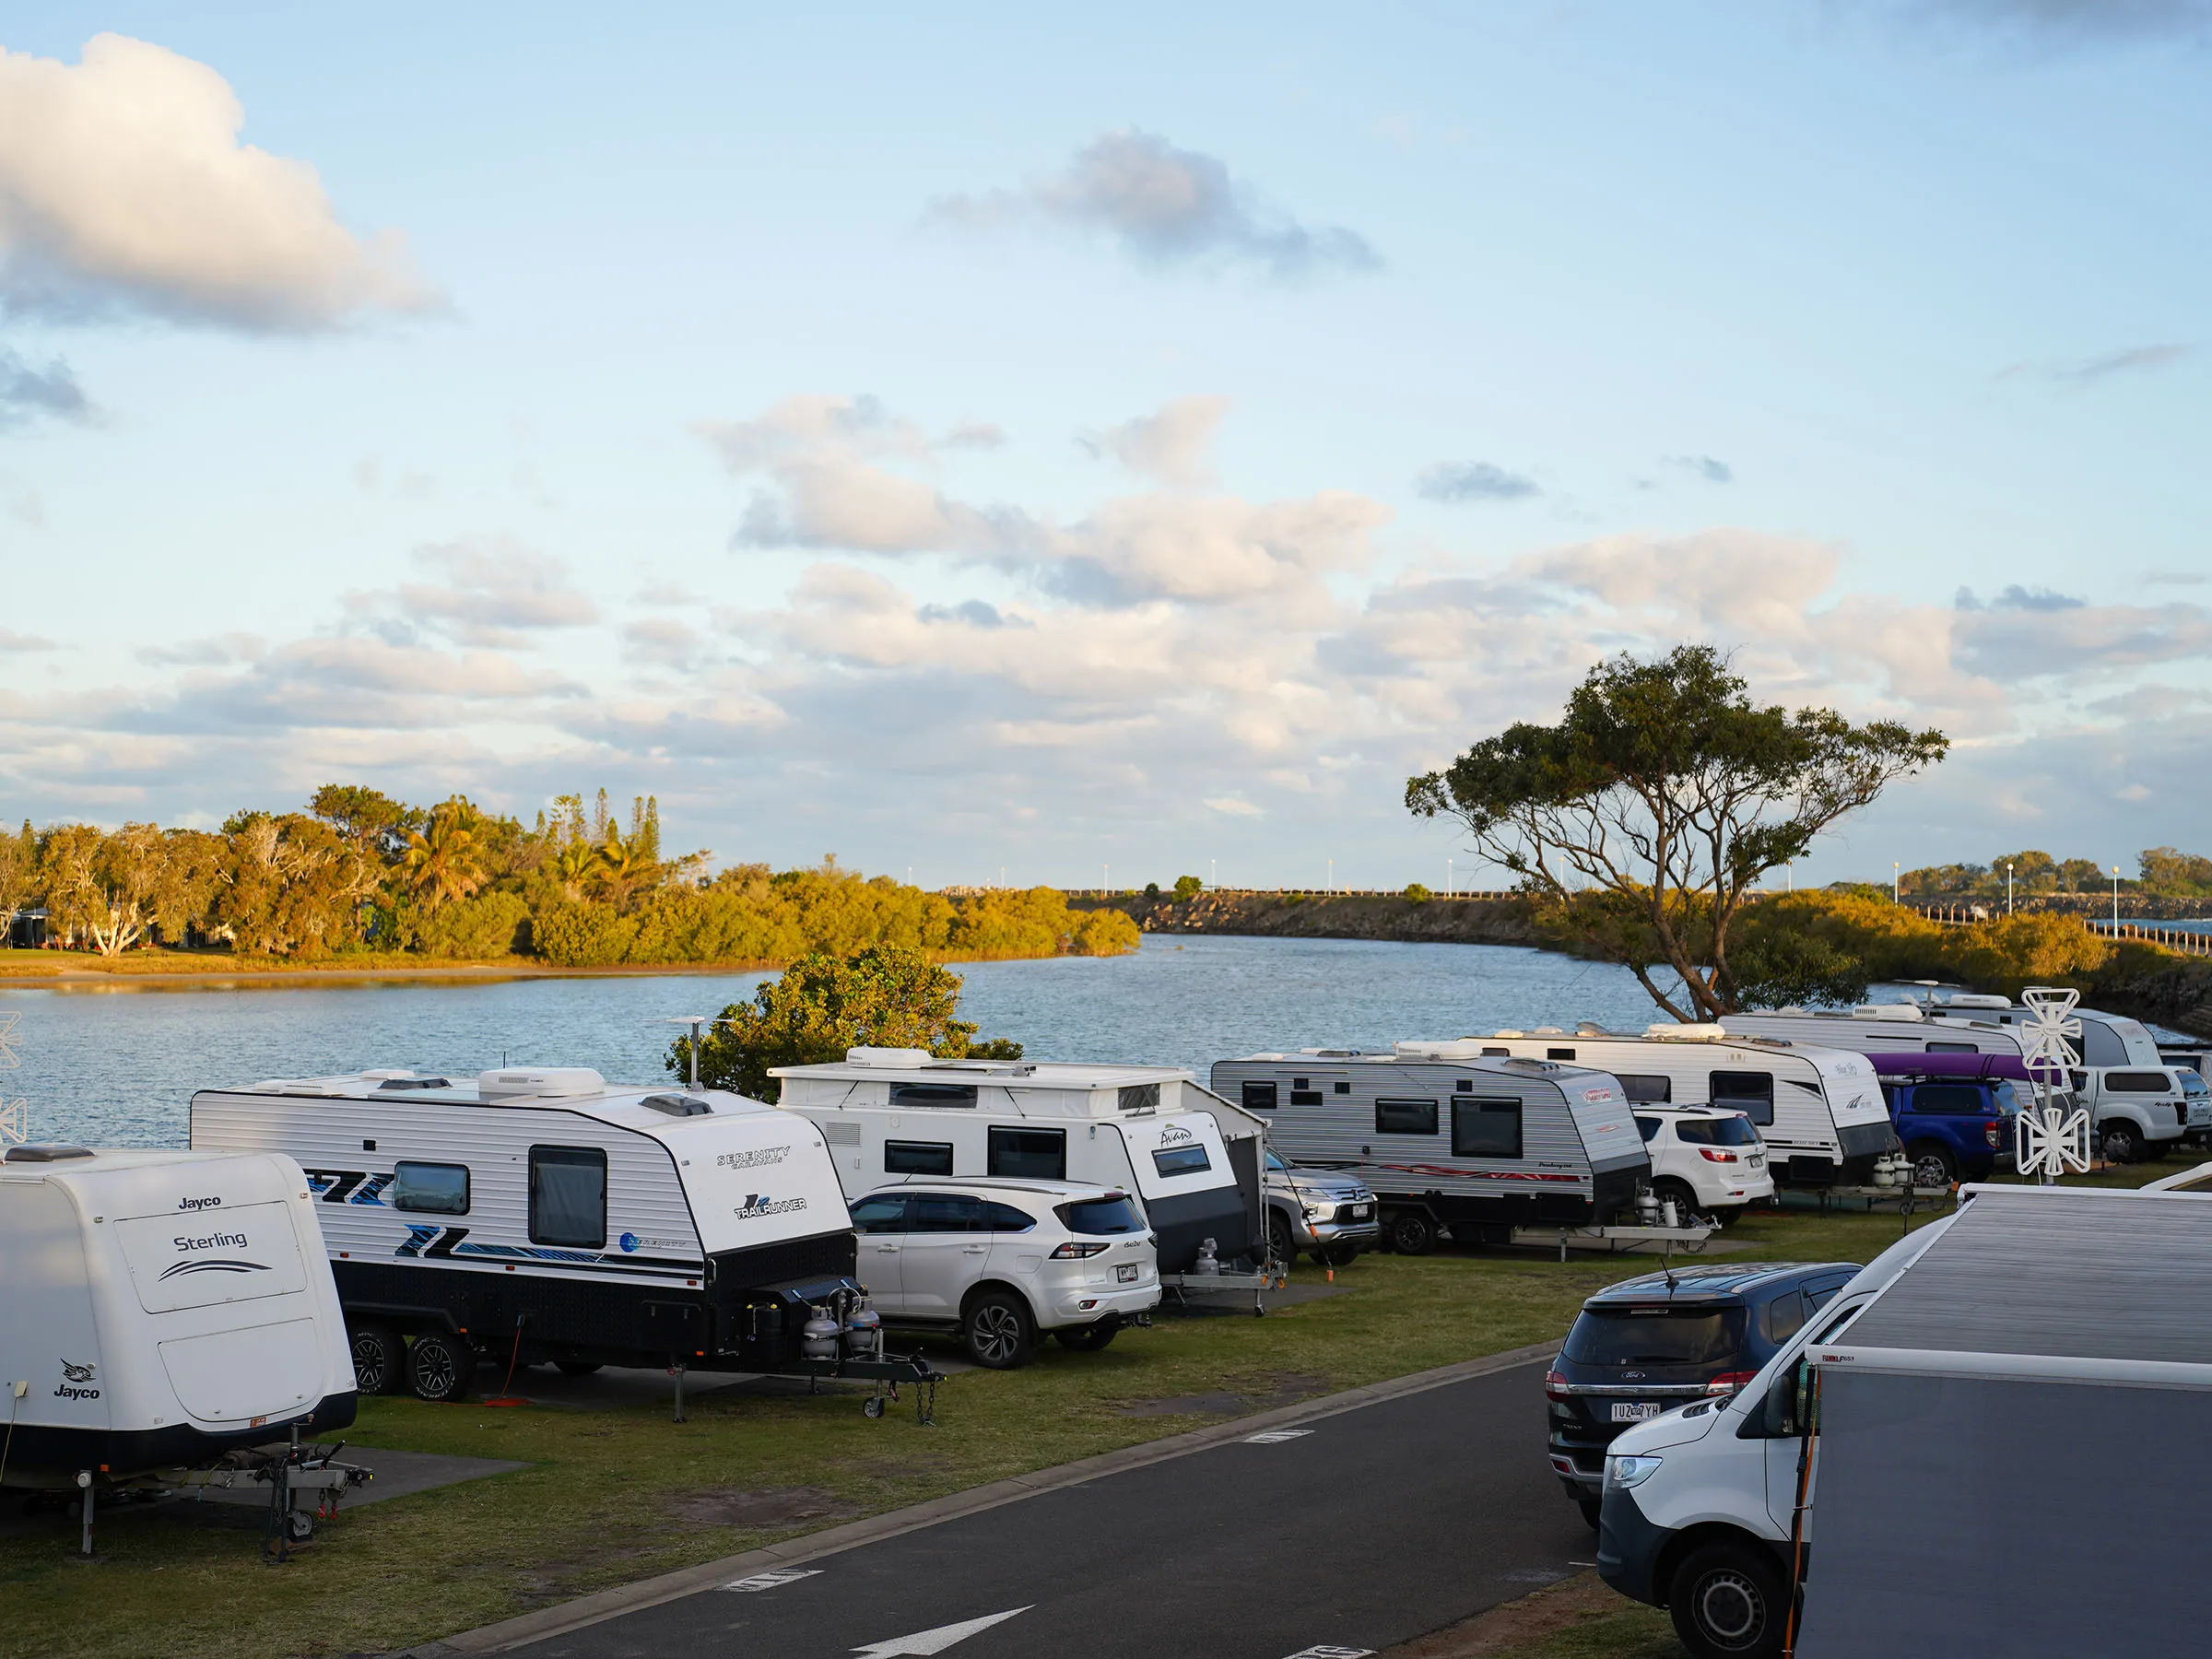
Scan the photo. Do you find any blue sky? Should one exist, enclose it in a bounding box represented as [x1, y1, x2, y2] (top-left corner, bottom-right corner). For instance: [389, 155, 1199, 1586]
[2, 3, 2208, 889]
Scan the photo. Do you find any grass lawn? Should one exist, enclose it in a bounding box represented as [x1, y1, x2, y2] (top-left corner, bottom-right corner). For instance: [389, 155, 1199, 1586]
[0, 1171, 2172, 1659]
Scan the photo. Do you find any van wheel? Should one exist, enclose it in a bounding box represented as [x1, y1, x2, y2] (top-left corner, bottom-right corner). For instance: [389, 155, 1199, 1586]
[962, 1290, 1034, 1370]
[1268, 1210, 1297, 1264]
[1908, 1144, 1957, 1189]
[1055, 1316, 1120, 1351]
[407, 1332, 476, 1403]
[1387, 1210, 1438, 1255]
[348, 1323, 406, 1396]
[1668, 1539, 1787, 1658]
[2100, 1122, 2144, 1164]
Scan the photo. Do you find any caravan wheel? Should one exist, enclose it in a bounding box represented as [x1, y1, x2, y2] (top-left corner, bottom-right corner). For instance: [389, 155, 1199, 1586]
[1387, 1209, 1438, 1255]
[349, 1324, 406, 1396]
[407, 1332, 477, 1403]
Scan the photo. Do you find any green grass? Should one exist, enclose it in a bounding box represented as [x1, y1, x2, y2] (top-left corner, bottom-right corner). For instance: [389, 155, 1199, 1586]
[0, 1176, 2168, 1659]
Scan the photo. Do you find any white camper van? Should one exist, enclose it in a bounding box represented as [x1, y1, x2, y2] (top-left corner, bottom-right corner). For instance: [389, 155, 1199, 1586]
[0, 1145, 357, 1490]
[771, 1051, 1265, 1273]
[1398, 1031, 1904, 1193]
[190, 1066, 910, 1403]
[1208, 1050, 1650, 1254]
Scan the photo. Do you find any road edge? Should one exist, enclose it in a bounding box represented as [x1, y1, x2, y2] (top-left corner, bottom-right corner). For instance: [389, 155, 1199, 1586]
[406, 1340, 1558, 1655]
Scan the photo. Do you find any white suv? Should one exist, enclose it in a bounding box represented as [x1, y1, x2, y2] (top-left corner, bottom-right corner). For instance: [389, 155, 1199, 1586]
[847, 1179, 1161, 1370]
[1632, 1107, 1775, 1225]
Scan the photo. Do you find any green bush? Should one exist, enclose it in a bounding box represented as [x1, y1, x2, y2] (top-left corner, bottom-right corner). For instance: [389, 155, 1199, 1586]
[415, 891, 531, 959]
[1403, 883, 1432, 901]
[1172, 875, 1203, 901]
[529, 900, 637, 967]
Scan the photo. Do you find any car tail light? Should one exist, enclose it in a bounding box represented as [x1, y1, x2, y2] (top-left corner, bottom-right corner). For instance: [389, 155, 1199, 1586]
[1704, 1371, 1759, 1395]
[1697, 1147, 1739, 1163]
[1545, 1369, 1574, 1402]
[1984, 1120, 2003, 1148]
[1051, 1241, 1109, 1259]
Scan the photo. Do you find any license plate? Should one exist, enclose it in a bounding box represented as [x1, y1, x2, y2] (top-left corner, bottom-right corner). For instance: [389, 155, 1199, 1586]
[1116, 1264, 1139, 1283]
[1610, 1402, 1662, 1423]
[1347, 1205, 1370, 1220]
[1747, 1156, 1764, 1168]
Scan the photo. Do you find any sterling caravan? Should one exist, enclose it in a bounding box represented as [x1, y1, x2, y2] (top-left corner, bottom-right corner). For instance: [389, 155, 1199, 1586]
[0, 1146, 356, 1489]
[1409, 1030, 1904, 1192]
[771, 1051, 1265, 1272]
[191, 1066, 893, 1402]
[1207, 1050, 1649, 1254]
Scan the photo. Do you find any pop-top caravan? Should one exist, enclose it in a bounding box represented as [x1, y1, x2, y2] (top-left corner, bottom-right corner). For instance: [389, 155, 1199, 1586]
[1722, 1002, 2043, 1062]
[1403, 1029, 1905, 1191]
[0, 1145, 357, 1489]
[190, 1066, 927, 1405]
[771, 1050, 1265, 1273]
[1206, 1050, 1651, 1253]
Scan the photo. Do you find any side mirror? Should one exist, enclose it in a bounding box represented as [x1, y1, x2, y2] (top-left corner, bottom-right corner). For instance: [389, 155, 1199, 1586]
[1761, 1371, 1794, 1438]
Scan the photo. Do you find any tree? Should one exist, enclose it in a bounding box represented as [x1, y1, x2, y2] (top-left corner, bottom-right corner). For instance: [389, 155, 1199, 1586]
[1406, 645, 1948, 1021]
[402, 798, 489, 909]
[1172, 875, 1203, 901]
[0, 819, 35, 931]
[309, 785, 416, 860]
[670, 944, 1021, 1101]
[2056, 857, 2103, 893]
[2139, 847, 2212, 897]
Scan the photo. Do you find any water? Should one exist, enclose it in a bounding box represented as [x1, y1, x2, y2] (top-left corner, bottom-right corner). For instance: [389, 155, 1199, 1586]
[1, 935, 1670, 1148]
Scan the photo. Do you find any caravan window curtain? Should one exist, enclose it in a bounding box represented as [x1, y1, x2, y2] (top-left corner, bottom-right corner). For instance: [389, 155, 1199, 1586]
[1710, 1071, 1775, 1125]
[528, 1146, 607, 1247]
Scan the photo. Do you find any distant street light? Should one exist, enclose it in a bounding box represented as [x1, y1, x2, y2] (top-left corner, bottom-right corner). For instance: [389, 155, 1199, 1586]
[2112, 865, 2122, 931]
[1447, 856, 1453, 898]
[1327, 856, 1334, 894]
[1893, 861, 1900, 904]
[2008, 862, 2015, 916]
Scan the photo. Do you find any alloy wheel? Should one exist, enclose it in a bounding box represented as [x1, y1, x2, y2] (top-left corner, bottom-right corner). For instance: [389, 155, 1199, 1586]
[971, 1304, 1021, 1365]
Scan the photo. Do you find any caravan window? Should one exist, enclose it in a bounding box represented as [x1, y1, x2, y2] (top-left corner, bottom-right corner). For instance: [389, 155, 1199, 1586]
[988, 1126, 1066, 1180]
[885, 1139, 954, 1175]
[850, 1194, 908, 1233]
[528, 1146, 607, 1248]
[1118, 1084, 1161, 1112]
[394, 1161, 470, 1215]
[1618, 1074, 1671, 1104]
[1710, 1071, 1775, 1126]
[1374, 1099, 1438, 1135]
[1153, 1145, 1213, 1178]
[1925, 1041, 1980, 1054]
[889, 1082, 979, 1109]
[1547, 1047, 1576, 1061]
[1241, 1081, 1278, 1111]
[1453, 1098, 1523, 1159]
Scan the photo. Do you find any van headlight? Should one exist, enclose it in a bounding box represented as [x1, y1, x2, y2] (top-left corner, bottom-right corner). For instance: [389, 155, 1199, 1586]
[1304, 1200, 1336, 1221]
[1605, 1453, 1663, 1491]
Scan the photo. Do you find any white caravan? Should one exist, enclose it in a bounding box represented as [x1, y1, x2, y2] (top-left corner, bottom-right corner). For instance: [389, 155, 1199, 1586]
[1399, 1031, 1903, 1193]
[0, 1144, 357, 1489]
[771, 1050, 1265, 1273]
[190, 1066, 893, 1403]
[1207, 1050, 1650, 1254]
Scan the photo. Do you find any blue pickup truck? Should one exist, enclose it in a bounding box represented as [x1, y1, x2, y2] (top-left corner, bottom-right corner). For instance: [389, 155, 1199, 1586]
[1873, 1065, 2021, 1188]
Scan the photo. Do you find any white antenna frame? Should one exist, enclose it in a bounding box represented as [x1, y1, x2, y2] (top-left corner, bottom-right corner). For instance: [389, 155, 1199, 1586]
[0, 1010, 25, 1145]
[2014, 986, 2089, 1182]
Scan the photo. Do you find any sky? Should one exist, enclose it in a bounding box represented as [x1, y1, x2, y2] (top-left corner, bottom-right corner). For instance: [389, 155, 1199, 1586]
[2, 1, 2209, 891]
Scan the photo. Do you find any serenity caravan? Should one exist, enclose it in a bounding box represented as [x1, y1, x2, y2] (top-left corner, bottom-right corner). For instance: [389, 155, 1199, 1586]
[0, 1146, 357, 1489]
[1207, 1051, 1649, 1253]
[1404, 1030, 1905, 1192]
[771, 1051, 1265, 1272]
[190, 1066, 907, 1402]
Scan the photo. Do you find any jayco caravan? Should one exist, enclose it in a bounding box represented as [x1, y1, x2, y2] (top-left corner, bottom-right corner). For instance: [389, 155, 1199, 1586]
[190, 1066, 900, 1402]
[1207, 1050, 1649, 1253]
[771, 1051, 1265, 1272]
[0, 1145, 357, 1489]
[1398, 1030, 1903, 1192]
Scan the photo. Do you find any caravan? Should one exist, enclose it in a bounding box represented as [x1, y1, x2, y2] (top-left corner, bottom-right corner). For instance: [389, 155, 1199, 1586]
[1398, 1031, 1904, 1193]
[770, 1050, 1265, 1273]
[0, 1145, 357, 1490]
[189, 1066, 919, 1403]
[1207, 1050, 1649, 1254]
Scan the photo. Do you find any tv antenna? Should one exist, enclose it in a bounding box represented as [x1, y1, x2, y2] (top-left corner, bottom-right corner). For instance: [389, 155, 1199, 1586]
[2014, 986, 2088, 1183]
[0, 1011, 26, 1145]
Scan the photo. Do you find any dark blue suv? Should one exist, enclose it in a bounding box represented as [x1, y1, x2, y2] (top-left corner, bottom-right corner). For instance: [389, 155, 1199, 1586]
[1880, 1074, 2018, 1189]
[1547, 1261, 1857, 1526]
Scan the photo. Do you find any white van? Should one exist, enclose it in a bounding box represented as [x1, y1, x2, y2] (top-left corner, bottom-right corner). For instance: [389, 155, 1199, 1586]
[0, 1144, 357, 1489]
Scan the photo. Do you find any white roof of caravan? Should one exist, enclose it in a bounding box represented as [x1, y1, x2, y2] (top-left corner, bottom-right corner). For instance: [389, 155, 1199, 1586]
[0, 1147, 252, 1181]
[772, 1051, 1193, 1088]
[197, 1068, 783, 1135]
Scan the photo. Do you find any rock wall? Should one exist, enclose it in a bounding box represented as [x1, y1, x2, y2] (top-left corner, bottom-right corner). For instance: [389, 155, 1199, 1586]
[1072, 890, 1540, 947]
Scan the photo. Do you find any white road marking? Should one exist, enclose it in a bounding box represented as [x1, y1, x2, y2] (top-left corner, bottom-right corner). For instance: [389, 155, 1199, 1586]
[851, 1606, 1033, 1655]
[1283, 1647, 1375, 1658]
[1244, 1429, 1313, 1444]
[723, 1568, 823, 1592]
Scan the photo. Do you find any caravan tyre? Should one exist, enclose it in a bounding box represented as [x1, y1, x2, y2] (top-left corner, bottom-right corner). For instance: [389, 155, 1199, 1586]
[408, 1331, 477, 1403]
[1667, 1539, 1786, 1659]
[349, 1324, 406, 1396]
[1387, 1209, 1438, 1255]
[961, 1289, 1035, 1370]
[2100, 1122, 2144, 1164]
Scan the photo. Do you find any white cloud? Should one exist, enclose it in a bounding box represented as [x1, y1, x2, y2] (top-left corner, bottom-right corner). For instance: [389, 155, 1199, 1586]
[0, 34, 439, 329]
[1079, 396, 1230, 487]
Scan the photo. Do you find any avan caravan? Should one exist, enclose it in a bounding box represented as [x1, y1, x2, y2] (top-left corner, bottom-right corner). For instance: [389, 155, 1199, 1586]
[1207, 1051, 1650, 1254]
[0, 1146, 357, 1490]
[190, 1067, 927, 1406]
[771, 1051, 1265, 1272]
[1406, 1030, 1905, 1192]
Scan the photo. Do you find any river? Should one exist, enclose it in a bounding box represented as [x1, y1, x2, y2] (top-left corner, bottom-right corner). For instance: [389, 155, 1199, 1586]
[2, 935, 1677, 1148]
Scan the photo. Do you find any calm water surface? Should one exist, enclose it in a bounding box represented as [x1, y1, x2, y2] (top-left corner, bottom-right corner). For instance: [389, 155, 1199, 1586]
[2, 935, 1671, 1148]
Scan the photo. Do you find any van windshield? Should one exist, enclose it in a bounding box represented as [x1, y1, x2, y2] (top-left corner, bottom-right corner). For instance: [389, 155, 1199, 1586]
[1563, 1306, 1747, 1366]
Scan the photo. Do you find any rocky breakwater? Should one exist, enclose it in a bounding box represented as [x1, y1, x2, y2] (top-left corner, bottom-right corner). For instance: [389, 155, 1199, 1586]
[1070, 889, 1539, 947]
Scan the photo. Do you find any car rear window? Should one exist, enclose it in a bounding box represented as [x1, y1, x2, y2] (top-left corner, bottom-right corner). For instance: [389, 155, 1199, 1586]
[2107, 1072, 2173, 1093]
[1562, 1306, 1747, 1366]
[1057, 1195, 1145, 1235]
[1674, 1116, 1760, 1147]
[1635, 1115, 1664, 1142]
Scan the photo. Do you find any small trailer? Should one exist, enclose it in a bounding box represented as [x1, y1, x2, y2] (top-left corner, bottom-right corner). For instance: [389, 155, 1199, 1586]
[772, 1050, 1268, 1277]
[1788, 1183, 2212, 1658]
[0, 1144, 365, 1550]
[1207, 1050, 1654, 1254]
[190, 1067, 938, 1412]
[1417, 1029, 1906, 1192]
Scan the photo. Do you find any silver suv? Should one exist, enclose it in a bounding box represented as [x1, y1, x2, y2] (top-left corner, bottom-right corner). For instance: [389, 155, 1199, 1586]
[1264, 1149, 1381, 1266]
[848, 1179, 1160, 1370]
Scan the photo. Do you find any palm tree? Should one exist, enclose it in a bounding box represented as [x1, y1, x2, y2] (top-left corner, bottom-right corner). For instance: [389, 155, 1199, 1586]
[403, 801, 488, 910]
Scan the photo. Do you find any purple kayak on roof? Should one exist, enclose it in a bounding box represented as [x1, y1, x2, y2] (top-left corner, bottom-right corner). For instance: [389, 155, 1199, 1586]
[1865, 1050, 2035, 1084]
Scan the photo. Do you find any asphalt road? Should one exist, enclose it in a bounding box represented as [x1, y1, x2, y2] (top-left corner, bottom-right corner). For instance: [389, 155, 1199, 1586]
[511, 1359, 1588, 1659]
